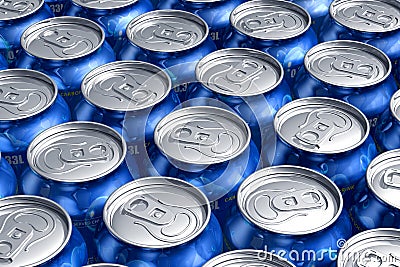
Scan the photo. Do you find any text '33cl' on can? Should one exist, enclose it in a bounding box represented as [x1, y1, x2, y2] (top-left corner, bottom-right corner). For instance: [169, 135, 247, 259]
[0, 153, 16, 198]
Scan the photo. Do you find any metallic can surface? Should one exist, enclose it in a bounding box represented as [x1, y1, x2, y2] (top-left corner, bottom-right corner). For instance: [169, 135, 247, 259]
[16, 16, 116, 110]
[186, 48, 292, 166]
[64, 0, 153, 47]
[84, 265, 127, 267]
[117, 10, 217, 101]
[157, 0, 246, 48]
[273, 97, 378, 207]
[288, 0, 333, 32]
[223, 165, 352, 266]
[45, 0, 67, 15]
[20, 122, 132, 264]
[337, 228, 400, 267]
[223, 0, 318, 86]
[0, 69, 71, 175]
[293, 40, 397, 129]
[350, 149, 400, 233]
[0, 0, 53, 66]
[95, 177, 223, 267]
[0, 195, 87, 266]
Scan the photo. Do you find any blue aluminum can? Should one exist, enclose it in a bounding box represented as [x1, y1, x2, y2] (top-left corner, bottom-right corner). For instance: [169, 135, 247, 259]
[95, 177, 223, 267]
[186, 48, 292, 166]
[293, 40, 397, 129]
[0, 0, 53, 66]
[46, 0, 67, 15]
[16, 16, 116, 111]
[273, 97, 378, 207]
[0, 195, 87, 266]
[0, 69, 70, 176]
[288, 0, 333, 32]
[20, 122, 133, 264]
[84, 265, 126, 267]
[0, 153, 17, 198]
[223, 165, 352, 266]
[117, 10, 217, 101]
[350, 149, 400, 233]
[157, 0, 246, 48]
[223, 0, 318, 86]
[64, 0, 153, 47]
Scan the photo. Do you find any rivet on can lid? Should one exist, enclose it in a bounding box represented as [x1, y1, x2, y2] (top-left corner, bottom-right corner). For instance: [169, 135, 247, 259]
[196, 48, 284, 97]
[72, 0, 138, 9]
[274, 97, 370, 154]
[237, 165, 343, 235]
[126, 10, 208, 53]
[27, 121, 127, 183]
[0, 69, 57, 121]
[0, 195, 71, 267]
[82, 61, 172, 111]
[103, 177, 211, 249]
[21, 16, 105, 61]
[304, 40, 391, 88]
[230, 0, 311, 40]
[0, 0, 43, 21]
[330, 0, 400, 33]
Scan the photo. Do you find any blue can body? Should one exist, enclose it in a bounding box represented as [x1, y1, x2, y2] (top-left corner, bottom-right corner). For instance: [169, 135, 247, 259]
[64, 0, 153, 47]
[0, 54, 7, 70]
[46, 0, 67, 16]
[0, 155, 17, 198]
[288, 0, 333, 32]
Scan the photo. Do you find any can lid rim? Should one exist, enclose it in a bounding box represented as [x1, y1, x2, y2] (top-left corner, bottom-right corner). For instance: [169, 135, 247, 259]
[0, 0, 44, 21]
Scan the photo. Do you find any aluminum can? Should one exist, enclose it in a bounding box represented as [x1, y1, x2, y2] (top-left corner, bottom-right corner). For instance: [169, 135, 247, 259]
[129, 106, 259, 224]
[350, 149, 400, 233]
[16, 16, 116, 110]
[223, 165, 352, 267]
[0, 69, 70, 176]
[0, 195, 87, 266]
[117, 10, 217, 101]
[374, 90, 400, 152]
[20, 121, 133, 264]
[203, 250, 295, 267]
[273, 97, 378, 207]
[0, 0, 53, 66]
[64, 0, 153, 47]
[223, 0, 318, 86]
[46, 0, 67, 15]
[337, 228, 400, 267]
[293, 40, 397, 129]
[287, 0, 333, 32]
[95, 177, 223, 267]
[157, 0, 246, 49]
[84, 265, 126, 267]
[0, 153, 16, 198]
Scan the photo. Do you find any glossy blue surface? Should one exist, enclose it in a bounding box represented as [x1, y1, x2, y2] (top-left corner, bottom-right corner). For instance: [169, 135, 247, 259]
[289, 0, 333, 32]
[374, 107, 400, 152]
[0, 156, 16, 198]
[46, 0, 67, 16]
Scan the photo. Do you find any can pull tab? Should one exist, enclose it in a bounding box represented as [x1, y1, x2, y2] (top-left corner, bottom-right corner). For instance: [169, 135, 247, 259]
[110, 75, 157, 105]
[243, 13, 286, 32]
[225, 60, 263, 84]
[171, 122, 220, 146]
[0, 0, 30, 14]
[59, 141, 111, 164]
[383, 168, 400, 189]
[153, 23, 194, 45]
[332, 55, 374, 79]
[355, 4, 394, 28]
[272, 189, 324, 211]
[357, 249, 400, 267]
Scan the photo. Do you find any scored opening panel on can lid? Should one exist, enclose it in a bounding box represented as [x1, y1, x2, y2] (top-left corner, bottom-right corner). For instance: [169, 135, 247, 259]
[72, 0, 138, 9]
[237, 165, 343, 235]
[203, 250, 296, 267]
[27, 121, 127, 183]
[154, 106, 251, 166]
[21, 16, 105, 61]
[0, 195, 72, 267]
[304, 40, 391, 88]
[230, 0, 311, 40]
[337, 228, 400, 267]
[126, 10, 209, 53]
[274, 97, 370, 154]
[0, 69, 58, 121]
[0, 0, 44, 21]
[81, 60, 172, 112]
[103, 177, 211, 249]
[196, 48, 284, 97]
[330, 0, 400, 33]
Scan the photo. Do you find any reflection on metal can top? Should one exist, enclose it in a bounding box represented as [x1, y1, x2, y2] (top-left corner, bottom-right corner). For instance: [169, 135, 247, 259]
[72, 0, 138, 9]
[0, 0, 44, 21]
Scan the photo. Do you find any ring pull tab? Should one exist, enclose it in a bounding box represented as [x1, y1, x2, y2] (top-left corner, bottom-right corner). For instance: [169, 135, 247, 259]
[272, 188, 324, 211]
[171, 122, 220, 147]
[0, 0, 30, 14]
[58, 141, 111, 164]
[153, 23, 194, 45]
[226, 59, 263, 84]
[111, 74, 157, 105]
[383, 168, 400, 189]
[243, 13, 286, 32]
[357, 249, 400, 267]
[332, 55, 375, 79]
[355, 4, 394, 28]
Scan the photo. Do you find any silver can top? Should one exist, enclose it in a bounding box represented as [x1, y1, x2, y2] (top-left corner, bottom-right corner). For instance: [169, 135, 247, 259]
[103, 177, 211, 249]
[72, 0, 138, 9]
[27, 121, 127, 183]
[83, 265, 127, 267]
[230, 0, 311, 40]
[82, 61, 172, 111]
[331, 0, 400, 33]
[203, 250, 295, 267]
[237, 165, 342, 235]
[196, 48, 284, 97]
[367, 149, 400, 210]
[0, 195, 71, 267]
[390, 90, 400, 122]
[0, 0, 43, 21]
[337, 228, 400, 267]
[304, 40, 391, 88]
[126, 10, 208, 53]
[274, 97, 370, 154]
[21, 16, 105, 61]
[0, 69, 57, 121]
[154, 106, 251, 167]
